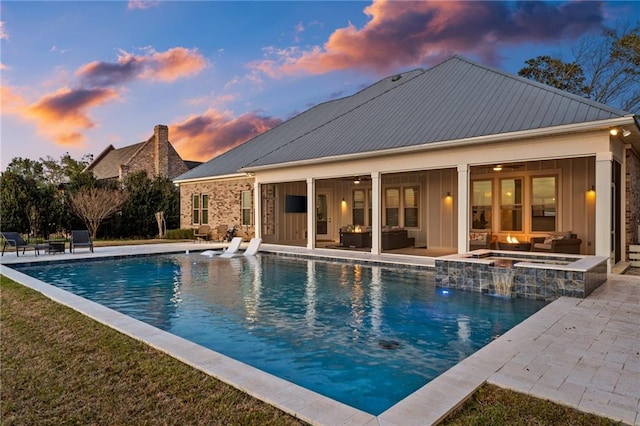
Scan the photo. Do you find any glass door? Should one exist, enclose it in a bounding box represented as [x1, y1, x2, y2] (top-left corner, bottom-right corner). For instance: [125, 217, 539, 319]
[316, 192, 331, 240]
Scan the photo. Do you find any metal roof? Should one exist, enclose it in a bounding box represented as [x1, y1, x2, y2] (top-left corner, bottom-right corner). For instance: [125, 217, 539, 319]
[175, 56, 630, 180]
[174, 69, 425, 181]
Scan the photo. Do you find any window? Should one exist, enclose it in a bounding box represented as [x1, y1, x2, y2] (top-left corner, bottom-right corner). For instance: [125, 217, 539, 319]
[531, 177, 556, 232]
[471, 180, 492, 229]
[353, 189, 365, 225]
[192, 194, 200, 224]
[404, 187, 419, 227]
[192, 193, 208, 225]
[385, 188, 400, 226]
[241, 190, 252, 226]
[500, 178, 522, 231]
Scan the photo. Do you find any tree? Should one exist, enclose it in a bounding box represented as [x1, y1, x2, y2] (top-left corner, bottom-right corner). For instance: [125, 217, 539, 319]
[68, 187, 128, 239]
[116, 171, 180, 238]
[0, 171, 32, 233]
[518, 56, 587, 96]
[519, 24, 640, 113]
[575, 25, 640, 112]
[40, 153, 93, 186]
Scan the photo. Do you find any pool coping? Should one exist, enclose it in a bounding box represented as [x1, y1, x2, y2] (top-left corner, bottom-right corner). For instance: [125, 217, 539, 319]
[1, 242, 637, 425]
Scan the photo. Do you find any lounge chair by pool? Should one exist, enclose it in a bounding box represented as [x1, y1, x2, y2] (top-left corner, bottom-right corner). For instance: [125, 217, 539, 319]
[1, 232, 47, 257]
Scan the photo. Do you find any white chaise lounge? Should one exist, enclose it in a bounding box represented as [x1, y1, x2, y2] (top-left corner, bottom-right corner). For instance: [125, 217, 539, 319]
[200, 237, 243, 258]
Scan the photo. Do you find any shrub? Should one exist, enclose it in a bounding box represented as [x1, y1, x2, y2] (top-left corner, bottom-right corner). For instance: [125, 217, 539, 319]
[164, 228, 194, 240]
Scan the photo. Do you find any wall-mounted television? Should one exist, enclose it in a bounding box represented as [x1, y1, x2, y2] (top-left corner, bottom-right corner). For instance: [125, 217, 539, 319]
[285, 195, 307, 213]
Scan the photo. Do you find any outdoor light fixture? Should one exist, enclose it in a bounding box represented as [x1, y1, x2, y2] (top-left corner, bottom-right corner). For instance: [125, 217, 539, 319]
[446, 191, 451, 198]
[493, 165, 503, 171]
[354, 177, 361, 184]
[622, 129, 631, 137]
[610, 129, 618, 136]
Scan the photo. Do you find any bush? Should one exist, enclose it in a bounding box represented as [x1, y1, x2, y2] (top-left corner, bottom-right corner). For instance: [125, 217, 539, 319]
[164, 228, 194, 240]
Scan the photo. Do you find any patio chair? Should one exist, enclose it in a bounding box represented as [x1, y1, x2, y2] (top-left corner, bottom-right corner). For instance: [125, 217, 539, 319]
[70, 230, 94, 253]
[194, 225, 211, 242]
[215, 224, 228, 242]
[1, 232, 46, 257]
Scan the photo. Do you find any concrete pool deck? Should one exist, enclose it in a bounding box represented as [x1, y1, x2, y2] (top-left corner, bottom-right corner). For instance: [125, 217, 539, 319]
[1, 242, 638, 425]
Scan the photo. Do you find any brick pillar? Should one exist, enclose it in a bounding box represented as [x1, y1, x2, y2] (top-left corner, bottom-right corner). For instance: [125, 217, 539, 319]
[154, 124, 169, 177]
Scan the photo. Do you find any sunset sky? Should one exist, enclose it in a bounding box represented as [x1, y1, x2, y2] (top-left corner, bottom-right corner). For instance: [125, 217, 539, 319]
[2, 1, 639, 171]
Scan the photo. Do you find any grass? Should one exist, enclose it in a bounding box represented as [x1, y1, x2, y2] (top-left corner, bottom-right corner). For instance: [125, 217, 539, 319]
[0, 276, 306, 425]
[441, 384, 621, 425]
[1, 263, 625, 425]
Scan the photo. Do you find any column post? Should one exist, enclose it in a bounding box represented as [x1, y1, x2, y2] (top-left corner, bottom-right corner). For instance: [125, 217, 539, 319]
[371, 172, 381, 255]
[307, 178, 315, 250]
[457, 164, 469, 253]
[595, 152, 612, 271]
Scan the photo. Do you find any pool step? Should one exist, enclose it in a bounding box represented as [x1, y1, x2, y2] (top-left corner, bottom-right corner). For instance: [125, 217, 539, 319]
[630, 245, 640, 267]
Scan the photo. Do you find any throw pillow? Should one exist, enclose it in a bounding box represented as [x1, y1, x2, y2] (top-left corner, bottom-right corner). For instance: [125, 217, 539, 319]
[543, 234, 566, 244]
[470, 232, 487, 241]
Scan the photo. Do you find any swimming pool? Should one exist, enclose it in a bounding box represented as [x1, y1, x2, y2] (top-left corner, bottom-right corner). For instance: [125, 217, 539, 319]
[15, 253, 547, 415]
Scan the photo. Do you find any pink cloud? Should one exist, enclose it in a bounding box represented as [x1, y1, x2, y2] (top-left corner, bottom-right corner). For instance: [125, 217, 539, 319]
[77, 47, 207, 87]
[250, 0, 604, 76]
[170, 109, 281, 162]
[2, 85, 120, 147]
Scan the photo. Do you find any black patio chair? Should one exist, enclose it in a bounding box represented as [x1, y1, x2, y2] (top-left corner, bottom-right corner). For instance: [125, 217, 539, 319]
[70, 230, 94, 253]
[1, 232, 47, 257]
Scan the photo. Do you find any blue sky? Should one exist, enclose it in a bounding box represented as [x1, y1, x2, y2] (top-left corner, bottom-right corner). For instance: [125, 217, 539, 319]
[2, 1, 639, 170]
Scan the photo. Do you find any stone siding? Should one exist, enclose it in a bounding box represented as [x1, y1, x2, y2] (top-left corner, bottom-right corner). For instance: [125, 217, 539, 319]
[122, 125, 188, 180]
[180, 178, 255, 239]
[435, 253, 607, 301]
[626, 146, 640, 256]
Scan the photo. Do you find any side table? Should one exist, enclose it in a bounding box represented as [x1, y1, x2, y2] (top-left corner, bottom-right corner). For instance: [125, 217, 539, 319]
[46, 240, 66, 254]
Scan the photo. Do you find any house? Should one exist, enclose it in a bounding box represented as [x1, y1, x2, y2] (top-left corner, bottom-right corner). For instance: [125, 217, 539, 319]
[85, 125, 200, 181]
[174, 56, 640, 270]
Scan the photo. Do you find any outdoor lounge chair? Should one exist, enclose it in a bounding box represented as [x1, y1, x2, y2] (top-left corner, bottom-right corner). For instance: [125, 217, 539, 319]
[70, 230, 94, 253]
[219, 237, 244, 258]
[242, 238, 262, 257]
[200, 237, 243, 258]
[1, 232, 46, 257]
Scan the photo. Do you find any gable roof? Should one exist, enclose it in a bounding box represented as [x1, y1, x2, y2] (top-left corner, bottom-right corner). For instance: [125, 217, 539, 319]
[175, 56, 631, 181]
[86, 142, 145, 179]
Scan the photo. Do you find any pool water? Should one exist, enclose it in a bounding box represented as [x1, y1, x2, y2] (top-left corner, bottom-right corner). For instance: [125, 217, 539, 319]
[16, 254, 547, 415]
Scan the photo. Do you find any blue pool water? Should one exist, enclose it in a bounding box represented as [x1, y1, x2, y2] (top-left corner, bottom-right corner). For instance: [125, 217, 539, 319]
[15, 253, 547, 415]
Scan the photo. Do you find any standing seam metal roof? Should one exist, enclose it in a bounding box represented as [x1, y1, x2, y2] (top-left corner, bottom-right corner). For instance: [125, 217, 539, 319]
[174, 56, 630, 181]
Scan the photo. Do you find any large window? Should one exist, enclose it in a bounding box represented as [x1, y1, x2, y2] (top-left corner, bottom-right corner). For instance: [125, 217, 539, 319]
[192, 193, 209, 225]
[471, 180, 492, 229]
[353, 189, 365, 225]
[241, 190, 252, 226]
[385, 188, 400, 226]
[500, 178, 522, 231]
[531, 177, 556, 232]
[404, 187, 419, 228]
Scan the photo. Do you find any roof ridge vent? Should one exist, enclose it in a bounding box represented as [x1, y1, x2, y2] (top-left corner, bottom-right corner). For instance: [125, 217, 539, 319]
[391, 74, 402, 82]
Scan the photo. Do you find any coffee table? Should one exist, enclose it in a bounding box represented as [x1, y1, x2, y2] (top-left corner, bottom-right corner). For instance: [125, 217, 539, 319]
[498, 242, 531, 251]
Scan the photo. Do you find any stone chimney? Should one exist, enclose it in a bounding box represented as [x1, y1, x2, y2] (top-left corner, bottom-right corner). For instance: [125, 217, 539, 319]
[154, 124, 169, 177]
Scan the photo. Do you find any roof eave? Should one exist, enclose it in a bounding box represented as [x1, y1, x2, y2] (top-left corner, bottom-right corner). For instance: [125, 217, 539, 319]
[173, 172, 249, 185]
[241, 116, 635, 172]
